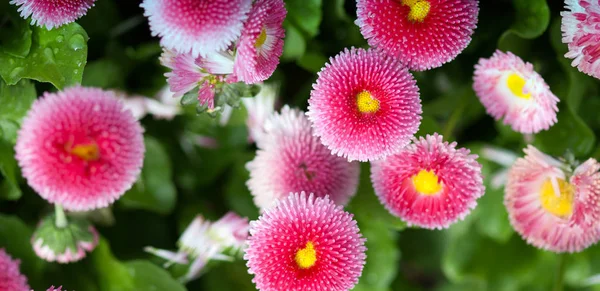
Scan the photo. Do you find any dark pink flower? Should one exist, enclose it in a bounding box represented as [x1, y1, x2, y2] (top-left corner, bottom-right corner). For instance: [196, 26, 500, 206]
[371, 134, 485, 229]
[0, 248, 30, 291]
[233, 0, 286, 84]
[141, 0, 252, 57]
[355, 0, 478, 70]
[245, 192, 366, 291]
[15, 86, 145, 211]
[307, 48, 421, 162]
[10, 0, 96, 29]
[561, 0, 600, 79]
[246, 106, 360, 210]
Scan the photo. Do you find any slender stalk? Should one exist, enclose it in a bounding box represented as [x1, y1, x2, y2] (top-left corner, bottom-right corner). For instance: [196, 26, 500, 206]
[553, 254, 568, 291]
[54, 204, 68, 228]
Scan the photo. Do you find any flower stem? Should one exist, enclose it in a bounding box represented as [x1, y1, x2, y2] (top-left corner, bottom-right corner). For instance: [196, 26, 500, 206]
[553, 254, 568, 291]
[54, 204, 68, 228]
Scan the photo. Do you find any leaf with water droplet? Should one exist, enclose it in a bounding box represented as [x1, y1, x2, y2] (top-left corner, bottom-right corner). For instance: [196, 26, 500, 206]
[0, 22, 88, 89]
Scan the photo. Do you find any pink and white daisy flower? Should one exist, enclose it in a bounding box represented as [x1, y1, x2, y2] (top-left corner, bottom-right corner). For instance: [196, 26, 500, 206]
[0, 249, 30, 291]
[245, 192, 366, 291]
[505, 145, 600, 253]
[10, 0, 96, 29]
[241, 83, 278, 145]
[140, 0, 252, 57]
[233, 0, 286, 84]
[145, 212, 249, 282]
[246, 106, 360, 210]
[355, 0, 479, 71]
[307, 47, 422, 162]
[561, 0, 600, 79]
[15, 86, 145, 211]
[473, 50, 559, 134]
[371, 134, 485, 229]
[160, 49, 235, 109]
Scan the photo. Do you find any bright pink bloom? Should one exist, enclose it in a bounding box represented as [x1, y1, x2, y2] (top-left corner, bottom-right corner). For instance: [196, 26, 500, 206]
[0, 249, 29, 291]
[10, 0, 95, 29]
[141, 0, 252, 57]
[505, 145, 600, 253]
[245, 192, 366, 291]
[246, 106, 360, 210]
[371, 134, 484, 229]
[15, 86, 145, 211]
[355, 0, 478, 71]
[473, 50, 559, 134]
[561, 0, 600, 79]
[160, 49, 235, 109]
[233, 0, 286, 84]
[307, 48, 421, 162]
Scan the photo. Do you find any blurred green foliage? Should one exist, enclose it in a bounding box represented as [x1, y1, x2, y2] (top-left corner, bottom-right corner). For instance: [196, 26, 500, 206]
[1, 0, 600, 290]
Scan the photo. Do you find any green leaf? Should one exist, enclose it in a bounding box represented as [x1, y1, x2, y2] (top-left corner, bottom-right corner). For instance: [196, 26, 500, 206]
[82, 59, 126, 89]
[0, 1, 33, 58]
[284, 0, 322, 37]
[0, 139, 21, 200]
[0, 78, 37, 143]
[0, 214, 47, 283]
[125, 260, 187, 291]
[120, 136, 177, 215]
[91, 238, 136, 291]
[500, 0, 550, 40]
[282, 23, 306, 61]
[535, 107, 596, 158]
[0, 23, 88, 89]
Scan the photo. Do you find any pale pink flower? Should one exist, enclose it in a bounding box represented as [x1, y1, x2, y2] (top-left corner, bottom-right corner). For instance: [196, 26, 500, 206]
[241, 83, 278, 145]
[561, 0, 600, 79]
[10, 0, 95, 29]
[0, 249, 29, 291]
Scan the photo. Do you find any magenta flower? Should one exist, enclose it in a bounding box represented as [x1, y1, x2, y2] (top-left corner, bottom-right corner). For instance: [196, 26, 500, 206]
[0, 249, 29, 291]
[473, 50, 559, 134]
[246, 106, 360, 210]
[355, 0, 478, 71]
[10, 0, 96, 29]
[562, 0, 600, 79]
[371, 134, 485, 229]
[307, 48, 422, 162]
[506, 146, 600, 253]
[141, 0, 252, 57]
[15, 86, 145, 211]
[245, 192, 366, 291]
[233, 0, 286, 84]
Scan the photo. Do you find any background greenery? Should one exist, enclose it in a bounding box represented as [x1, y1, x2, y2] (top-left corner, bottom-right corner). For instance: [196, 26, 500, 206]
[1, 0, 600, 290]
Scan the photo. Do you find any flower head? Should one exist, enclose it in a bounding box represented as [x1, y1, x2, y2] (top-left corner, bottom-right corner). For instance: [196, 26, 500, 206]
[246, 106, 360, 210]
[233, 0, 286, 84]
[245, 192, 366, 291]
[47, 286, 62, 291]
[307, 48, 422, 162]
[473, 50, 559, 134]
[141, 0, 252, 57]
[355, 0, 478, 71]
[10, 0, 96, 29]
[561, 0, 600, 79]
[0, 249, 30, 291]
[15, 86, 145, 211]
[505, 145, 600, 253]
[371, 134, 485, 229]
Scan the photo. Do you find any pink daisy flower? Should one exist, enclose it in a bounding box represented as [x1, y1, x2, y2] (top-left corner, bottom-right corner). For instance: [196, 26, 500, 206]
[505, 145, 600, 253]
[245, 192, 366, 291]
[371, 134, 485, 229]
[561, 0, 600, 79]
[140, 0, 252, 57]
[233, 0, 286, 84]
[10, 0, 96, 29]
[355, 0, 479, 71]
[473, 50, 559, 134]
[246, 106, 360, 210]
[241, 83, 278, 145]
[0, 249, 30, 291]
[15, 86, 145, 211]
[160, 49, 235, 109]
[307, 48, 422, 162]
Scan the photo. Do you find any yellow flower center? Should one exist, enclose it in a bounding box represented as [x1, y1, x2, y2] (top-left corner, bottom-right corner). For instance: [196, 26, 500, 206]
[295, 241, 317, 269]
[506, 73, 531, 100]
[70, 143, 100, 161]
[255, 27, 268, 48]
[412, 169, 443, 195]
[402, 0, 431, 22]
[539, 178, 575, 218]
[356, 91, 380, 114]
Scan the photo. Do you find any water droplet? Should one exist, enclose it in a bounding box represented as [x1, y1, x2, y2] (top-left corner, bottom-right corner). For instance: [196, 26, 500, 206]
[10, 67, 24, 78]
[69, 34, 85, 51]
[56, 35, 64, 43]
[43, 47, 55, 63]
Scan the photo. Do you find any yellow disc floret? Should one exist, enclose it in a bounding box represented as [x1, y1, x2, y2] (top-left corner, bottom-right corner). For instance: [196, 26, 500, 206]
[255, 27, 268, 48]
[412, 169, 443, 195]
[506, 73, 531, 100]
[402, 0, 431, 22]
[295, 241, 317, 269]
[539, 178, 575, 218]
[356, 91, 380, 114]
[70, 143, 100, 161]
